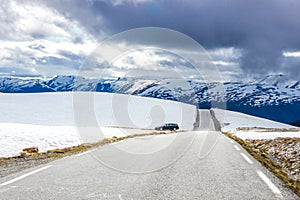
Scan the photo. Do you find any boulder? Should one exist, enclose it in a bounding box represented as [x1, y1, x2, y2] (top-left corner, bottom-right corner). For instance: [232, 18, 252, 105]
[22, 146, 39, 153]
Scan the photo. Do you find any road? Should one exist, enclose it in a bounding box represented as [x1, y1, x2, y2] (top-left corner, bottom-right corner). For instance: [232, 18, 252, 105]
[0, 110, 298, 199]
[198, 110, 216, 131]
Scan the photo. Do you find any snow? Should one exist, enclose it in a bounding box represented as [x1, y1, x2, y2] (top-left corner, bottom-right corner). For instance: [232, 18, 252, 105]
[233, 130, 300, 140]
[0, 92, 196, 157]
[257, 74, 295, 88]
[213, 108, 300, 139]
[0, 124, 157, 158]
[125, 80, 154, 94]
[1, 90, 298, 157]
[0, 123, 79, 157]
[213, 108, 294, 131]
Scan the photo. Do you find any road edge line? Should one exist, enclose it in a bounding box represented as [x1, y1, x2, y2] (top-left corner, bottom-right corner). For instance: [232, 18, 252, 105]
[233, 145, 241, 151]
[0, 165, 52, 186]
[256, 170, 283, 199]
[240, 152, 253, 164]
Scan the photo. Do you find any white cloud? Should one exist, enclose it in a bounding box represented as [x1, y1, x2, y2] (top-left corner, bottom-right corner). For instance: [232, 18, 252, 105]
[207, 47, 243, 61]
[0, 1, 245, 81]
[79, 47, 200, 78]
[103, 0, 153, 6]
[0, 0, 98, 76]
[212, 61, 238, 66]
[283, 51, 300, 57]
[0, 1, 97, 41]
[114, 49, 175, 69]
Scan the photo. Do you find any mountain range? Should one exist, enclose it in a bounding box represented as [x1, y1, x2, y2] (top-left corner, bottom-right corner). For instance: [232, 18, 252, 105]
[0, 74, 299, 124]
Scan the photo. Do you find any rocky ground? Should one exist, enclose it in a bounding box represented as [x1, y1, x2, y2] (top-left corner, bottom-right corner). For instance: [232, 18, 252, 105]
[246, 138, 300, 180]
[0, 156, 57, 178]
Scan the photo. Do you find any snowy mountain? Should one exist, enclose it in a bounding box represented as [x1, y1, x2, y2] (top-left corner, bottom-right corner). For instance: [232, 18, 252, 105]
[0, 77, 54, 93]
[0, 74, 299, 123]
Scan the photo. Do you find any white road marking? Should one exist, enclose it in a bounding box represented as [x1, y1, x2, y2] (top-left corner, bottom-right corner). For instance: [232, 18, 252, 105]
[0, 165, 52, 186]
[256, 170, 283, 199]
[85, 193, 107, 199]
[226, 138, 234, 143]
[75, 151, 89, 157]
[240, 153, 253, 164]
[233, 145, 241, 151]
[118, 194, 123, 200]
[75, 149, 96, 157]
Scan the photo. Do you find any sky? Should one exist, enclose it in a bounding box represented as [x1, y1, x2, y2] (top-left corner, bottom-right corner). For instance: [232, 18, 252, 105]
[0, 0, 299, 81]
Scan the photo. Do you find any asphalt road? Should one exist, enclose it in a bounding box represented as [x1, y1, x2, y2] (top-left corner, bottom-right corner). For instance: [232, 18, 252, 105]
[0, 111, 298, 199]
[198, 110, 216, 131]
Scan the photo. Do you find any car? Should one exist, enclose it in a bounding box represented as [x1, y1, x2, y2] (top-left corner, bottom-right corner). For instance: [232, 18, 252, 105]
[155, 123, 179, 131]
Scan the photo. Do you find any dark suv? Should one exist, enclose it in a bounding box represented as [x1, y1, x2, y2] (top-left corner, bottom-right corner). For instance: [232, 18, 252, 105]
[155, 123, 179, 131]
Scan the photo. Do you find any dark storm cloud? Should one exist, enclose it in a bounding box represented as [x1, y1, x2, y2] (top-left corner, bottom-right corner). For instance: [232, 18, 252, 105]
[43, 0, 300, 78]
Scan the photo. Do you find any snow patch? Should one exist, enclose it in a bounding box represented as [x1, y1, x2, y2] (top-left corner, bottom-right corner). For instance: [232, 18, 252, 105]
[213, 108, 300, 139]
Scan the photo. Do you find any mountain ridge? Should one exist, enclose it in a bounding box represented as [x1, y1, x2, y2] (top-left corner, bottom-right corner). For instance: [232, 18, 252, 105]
[0, 74, 299, 124]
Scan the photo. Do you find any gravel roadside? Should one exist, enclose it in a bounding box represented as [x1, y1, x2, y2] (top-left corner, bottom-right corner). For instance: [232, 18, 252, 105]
[0, 155, 58, 178]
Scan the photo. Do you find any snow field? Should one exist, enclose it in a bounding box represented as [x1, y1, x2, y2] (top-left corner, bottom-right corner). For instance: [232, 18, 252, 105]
[0, 92, 196, 157]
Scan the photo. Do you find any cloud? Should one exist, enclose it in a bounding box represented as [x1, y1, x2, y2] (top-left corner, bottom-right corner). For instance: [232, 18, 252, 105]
[103, 0, 154, 6]
[1, 0, 299, 80]
[0, 1, 80, 41]
[0, 0, 97, 76]
[283, 51, 300, 58]
[46, 0, 299, 79]
[75, 27, 224, 81]
[78, 48, 204, 79]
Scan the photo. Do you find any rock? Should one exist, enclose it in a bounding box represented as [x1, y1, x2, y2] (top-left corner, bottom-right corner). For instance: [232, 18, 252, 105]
[291, 171, 295, 175]
[20, 151, 31, 157]
[22, 146, 39, 153]
[253, 149, 260, 153]
[47, 149, 64, 154]
[247, 137, 300, 179]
